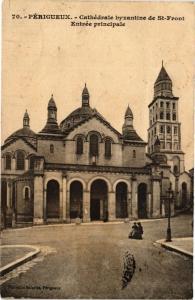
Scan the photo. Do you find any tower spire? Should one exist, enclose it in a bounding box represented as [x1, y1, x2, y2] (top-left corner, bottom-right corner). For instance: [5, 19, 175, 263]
[154, 63, 173, 98]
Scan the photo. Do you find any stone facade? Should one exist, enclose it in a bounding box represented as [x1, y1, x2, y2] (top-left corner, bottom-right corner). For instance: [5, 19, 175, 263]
[1, 65, 192, 228]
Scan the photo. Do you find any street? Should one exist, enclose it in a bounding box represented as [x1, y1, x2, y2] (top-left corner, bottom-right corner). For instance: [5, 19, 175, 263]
[1, 214, 193, 299]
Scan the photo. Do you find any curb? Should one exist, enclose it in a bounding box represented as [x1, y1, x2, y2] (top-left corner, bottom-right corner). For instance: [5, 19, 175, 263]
[0, 245, 40, 276]
[155, 239, 193, 258]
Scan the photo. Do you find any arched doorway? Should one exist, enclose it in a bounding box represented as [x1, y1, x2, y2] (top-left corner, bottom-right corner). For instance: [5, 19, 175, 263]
[181, 182, 187, 208]
[46, 180, 59, 219]
[70, 181, 83, 219]
[1, 181, 7, 228]
[138, 183, 147, 219]
[116, 182, 128, 218]
[90, 179, 108, 221]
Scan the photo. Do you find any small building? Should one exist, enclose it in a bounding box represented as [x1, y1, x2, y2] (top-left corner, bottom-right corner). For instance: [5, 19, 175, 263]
[1, 65, 192, 228]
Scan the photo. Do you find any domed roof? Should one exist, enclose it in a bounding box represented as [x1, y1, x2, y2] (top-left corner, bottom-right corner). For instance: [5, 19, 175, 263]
[5, 127, 36, 143]
[60, 106, 94, 132]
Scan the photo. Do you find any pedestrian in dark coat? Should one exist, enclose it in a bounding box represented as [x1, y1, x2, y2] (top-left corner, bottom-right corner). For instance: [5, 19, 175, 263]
[137, 222, 143, 239]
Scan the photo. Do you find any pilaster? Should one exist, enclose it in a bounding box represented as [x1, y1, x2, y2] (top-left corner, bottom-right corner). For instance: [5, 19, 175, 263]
[33, 175, 44, 225]
[108, 191, 115, 221]
[62, 175, 67, 222]
[131, 177, 138, 219]
[83, 191, 90, 222]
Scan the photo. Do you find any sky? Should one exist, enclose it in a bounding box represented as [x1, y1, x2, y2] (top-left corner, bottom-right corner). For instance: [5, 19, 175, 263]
[2, 0, 194, 170]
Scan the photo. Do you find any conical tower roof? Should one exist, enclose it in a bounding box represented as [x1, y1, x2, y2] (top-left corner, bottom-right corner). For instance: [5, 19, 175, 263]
[82, 83, 89, 96]
[155, 64, 172, 84]
[125, 105, 133, 118]
[48, 94, 57, 109]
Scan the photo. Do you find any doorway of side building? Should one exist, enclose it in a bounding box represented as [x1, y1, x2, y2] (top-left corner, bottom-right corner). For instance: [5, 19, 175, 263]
[116, 182, 128, 218]
[90, 179, 108, 221]
[70, 181, 83, 219]
[46, 180, 60, 219]
[138, 183, 147, 218]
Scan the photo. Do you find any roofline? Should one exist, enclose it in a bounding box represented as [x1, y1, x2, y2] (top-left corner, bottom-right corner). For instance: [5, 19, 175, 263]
[1, 136, 37, 151]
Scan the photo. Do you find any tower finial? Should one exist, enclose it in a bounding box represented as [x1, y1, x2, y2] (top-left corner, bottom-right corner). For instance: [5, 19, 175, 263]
[162, 60, 164, 67]
[82, 83, 90, 107]
[23, 109, 30, 128]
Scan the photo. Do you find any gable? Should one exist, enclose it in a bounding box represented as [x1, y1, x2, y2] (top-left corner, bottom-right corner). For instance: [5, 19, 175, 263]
[66, 116, 121, 143]
[1, 137, 37, 157]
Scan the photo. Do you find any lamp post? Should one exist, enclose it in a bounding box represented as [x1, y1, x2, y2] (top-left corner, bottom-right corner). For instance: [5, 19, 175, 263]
[166, 183, 173, 242]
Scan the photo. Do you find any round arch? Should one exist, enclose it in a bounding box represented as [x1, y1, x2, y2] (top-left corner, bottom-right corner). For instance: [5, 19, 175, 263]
[44, 177, 61, 190]
[86, 130, 102, 142]
[14, 149, 27, 158]
[67, 178, 86, 191]
[88, 176, 112, 192]
[113, 179, 130, 192]
[72, 133, 86, 141]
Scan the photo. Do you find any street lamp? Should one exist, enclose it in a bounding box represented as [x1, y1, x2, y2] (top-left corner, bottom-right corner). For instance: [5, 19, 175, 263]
[166, 183, 173, 242]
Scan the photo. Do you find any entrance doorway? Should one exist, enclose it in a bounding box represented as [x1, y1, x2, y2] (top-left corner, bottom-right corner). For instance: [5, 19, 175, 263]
[90, 179, 108, 221]
[116, 182, 128, 218]
[138, 183, 147, 218]
[70, 181, 83, 219]
[46, 180, 59, 219]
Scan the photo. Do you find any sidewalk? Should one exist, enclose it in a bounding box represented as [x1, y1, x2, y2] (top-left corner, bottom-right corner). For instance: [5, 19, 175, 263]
[156, 237, 193, 258]
[0, 245, 40, 276]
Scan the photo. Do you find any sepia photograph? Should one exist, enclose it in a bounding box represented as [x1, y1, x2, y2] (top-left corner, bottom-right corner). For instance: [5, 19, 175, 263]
[1, 0, 194, 299]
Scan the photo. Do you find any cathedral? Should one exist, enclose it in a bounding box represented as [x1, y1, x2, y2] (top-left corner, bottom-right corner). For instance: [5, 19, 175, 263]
[1, 64, 192, 228]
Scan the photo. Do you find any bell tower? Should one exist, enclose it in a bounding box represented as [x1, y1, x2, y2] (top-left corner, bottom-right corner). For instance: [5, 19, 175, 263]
[148, 62, 185, 174]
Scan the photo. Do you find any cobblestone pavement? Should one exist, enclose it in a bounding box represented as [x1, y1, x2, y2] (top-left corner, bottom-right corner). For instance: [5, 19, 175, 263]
[1, 214, 193, 299]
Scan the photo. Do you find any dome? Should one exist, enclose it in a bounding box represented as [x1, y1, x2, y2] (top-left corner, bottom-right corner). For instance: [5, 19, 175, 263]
[60, 106, 94, 132]
[5, 127, 36, 143]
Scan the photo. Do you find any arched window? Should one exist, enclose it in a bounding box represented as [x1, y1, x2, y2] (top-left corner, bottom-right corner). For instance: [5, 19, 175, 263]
[133, 150, 136, 158]
[160, 112, 164, 119]
[24, 187, 30, 200]
[76, 137, 83, 155]
[160, 125, 164, 133]
[166, 102, 170, 108]
[50, 144, 54, 154]
[173, 103, 176, 109]
[90, 134, 99, 156]
[174, 127, 177, 134]
[105, 139, 111, 158]
[160, 101, 164, 108]
[5, 154, 11, 170]
[16, 151, 25, 170]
